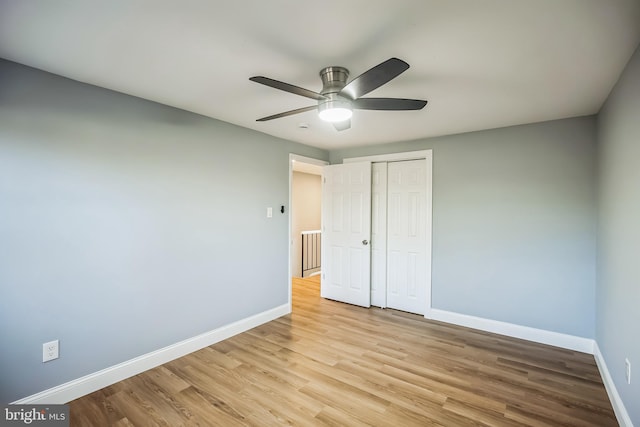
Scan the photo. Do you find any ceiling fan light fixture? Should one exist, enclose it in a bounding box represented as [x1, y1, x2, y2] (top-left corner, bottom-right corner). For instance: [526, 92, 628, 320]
[318, 99, 352, 122]
[250, 58, 426, 130]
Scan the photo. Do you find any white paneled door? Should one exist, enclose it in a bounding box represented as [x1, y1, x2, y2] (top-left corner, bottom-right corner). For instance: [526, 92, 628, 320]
[321, 162, 372, 308]
[386, 159, 428, 314]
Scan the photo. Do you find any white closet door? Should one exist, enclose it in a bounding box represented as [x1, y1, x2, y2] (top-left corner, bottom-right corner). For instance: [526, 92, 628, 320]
[370, 162, 387, 308]
[321, 162, 372, 308]
[386, 159, 428, 314]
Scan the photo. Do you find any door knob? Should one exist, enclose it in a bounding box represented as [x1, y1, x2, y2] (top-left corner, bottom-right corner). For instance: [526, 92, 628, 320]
[362, 239, 369, 245]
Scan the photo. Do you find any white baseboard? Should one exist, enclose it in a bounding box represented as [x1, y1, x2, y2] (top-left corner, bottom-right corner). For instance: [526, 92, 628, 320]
[593, 342, 634, 427]
[429, 308, 595, 354]
[12, 304, 290, 405]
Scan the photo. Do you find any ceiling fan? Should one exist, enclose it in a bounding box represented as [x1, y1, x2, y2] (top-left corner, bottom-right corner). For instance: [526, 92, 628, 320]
[249, 58, 427, 131]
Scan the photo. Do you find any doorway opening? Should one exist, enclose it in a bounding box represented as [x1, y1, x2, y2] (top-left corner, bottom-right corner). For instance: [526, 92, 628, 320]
[288, 154, 328, 311]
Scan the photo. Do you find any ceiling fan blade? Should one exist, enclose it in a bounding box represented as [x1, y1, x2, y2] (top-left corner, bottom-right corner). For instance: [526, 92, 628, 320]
[353, 98, 427, 111]
[333, 119, 351, 131]
[339, 58, 410, 100]
[256, 105, 317, 121]
[250, 76, 326, 101]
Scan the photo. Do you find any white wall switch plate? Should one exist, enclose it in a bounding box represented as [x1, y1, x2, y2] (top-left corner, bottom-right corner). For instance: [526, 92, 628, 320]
[267, 207, 272, 218]
[625, 358, 631, 384]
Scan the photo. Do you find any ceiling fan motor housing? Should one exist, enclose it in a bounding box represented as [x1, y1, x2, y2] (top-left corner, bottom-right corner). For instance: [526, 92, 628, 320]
[318, 66, 353, 120]
[319, 66, 349, 95]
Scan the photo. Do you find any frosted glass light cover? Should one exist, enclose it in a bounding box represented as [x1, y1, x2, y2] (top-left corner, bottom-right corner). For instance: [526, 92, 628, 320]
[319, 107, 353, 122]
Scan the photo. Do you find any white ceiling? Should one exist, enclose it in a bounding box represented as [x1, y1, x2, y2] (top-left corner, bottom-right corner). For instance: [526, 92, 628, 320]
[1, 1, 639, 151]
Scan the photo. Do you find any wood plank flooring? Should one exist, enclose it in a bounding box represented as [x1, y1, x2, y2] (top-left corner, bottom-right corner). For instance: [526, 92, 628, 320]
[69, 276, 617, 426]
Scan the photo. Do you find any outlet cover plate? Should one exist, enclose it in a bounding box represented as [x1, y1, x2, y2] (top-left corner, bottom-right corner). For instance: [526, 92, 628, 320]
[43, 340, 59, 362]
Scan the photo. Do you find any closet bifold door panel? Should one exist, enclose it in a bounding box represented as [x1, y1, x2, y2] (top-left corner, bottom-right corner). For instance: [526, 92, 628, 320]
[386, 159, 428, 314]
[321, 162, 372, 308]
[370, 162, 388, 308]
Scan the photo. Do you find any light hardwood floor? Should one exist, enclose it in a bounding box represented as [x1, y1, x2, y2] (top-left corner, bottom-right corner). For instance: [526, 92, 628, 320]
[70, 276, 616, 426]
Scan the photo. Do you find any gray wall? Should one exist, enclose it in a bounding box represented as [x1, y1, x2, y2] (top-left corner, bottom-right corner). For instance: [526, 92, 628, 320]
[0, 59, 327, 403]
[597, 45, 640, 424]
[331, 117, 597, 339]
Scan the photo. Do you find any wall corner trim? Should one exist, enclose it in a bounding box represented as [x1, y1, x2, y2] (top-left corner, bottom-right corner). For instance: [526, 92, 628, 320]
[593, 342, 634, 427]
[12, 304, 290, 405]
[429, 308, 594, 353]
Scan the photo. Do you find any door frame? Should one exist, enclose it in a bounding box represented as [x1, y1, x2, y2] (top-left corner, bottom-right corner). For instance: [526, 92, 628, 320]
[288, 153, 329, 313]
[344, 150, 433, 318]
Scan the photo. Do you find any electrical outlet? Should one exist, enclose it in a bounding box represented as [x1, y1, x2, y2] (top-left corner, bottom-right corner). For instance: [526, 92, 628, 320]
[43, 340, 59, 363]
[625, 358, 631, 384]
